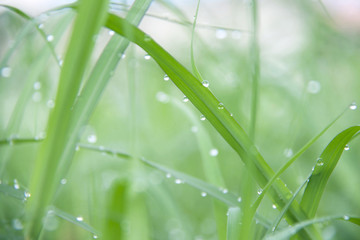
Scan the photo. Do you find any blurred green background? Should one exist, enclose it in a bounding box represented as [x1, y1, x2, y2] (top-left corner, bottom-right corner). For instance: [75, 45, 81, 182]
[1, 0, 360, 239]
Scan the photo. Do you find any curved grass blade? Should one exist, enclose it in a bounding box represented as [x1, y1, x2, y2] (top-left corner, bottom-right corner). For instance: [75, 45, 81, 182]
[50, 207, 100, 236]
[105, 14, 321, 239]
[301, 126, 360, 218]
[251, 109, 346, 217]
[0, 183, 26, 200]
[226, 207, 242, 240]
[264, 215, 360, 240]
[25, 0, 109, 238]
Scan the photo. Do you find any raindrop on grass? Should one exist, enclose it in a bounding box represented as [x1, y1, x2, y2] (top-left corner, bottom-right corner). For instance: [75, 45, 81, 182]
[46, 35, 54, 42]
[12, 219, 23, 230]
[182, 96, 189, 102]
[87, 134, 97, 143]
[163, 74, 170, 81]
[237, 197, 242, 202]
[209, 148, 219, 157]
[217, 103, 224, 110]
[201, 192, 207, 197]
[307, 80, 321, 94]
[76, 216, 83, 222]
[215, 29, 227, 39]
[14, 179, 20, 189]
[1, 67, 12, 78]
[283, 148, 293, 158]
[32, 92, 42, 102]
[272, 204, 277, 209]
[75, 145, 80, 151]
[257, 189, 262, 195]
[200, 115, 206, 121]
[144, 54, 151, 60]
[174, 179, 183, 184]
[191, 126, 198, 133]
[344, 145, 350, 151]
[222, 188, 228, 194]
[156, 92, 170, 103]
[60, 179, 67, 185]
[349, 102, 357, 110]
[108, 30, 115, 36]
[316, 158, 324, 166]
[24, 192, 31, 198]
[144, 34, 151, 42]
[38, 23, 44, 29]
[47, 100, 55, 108]
[93, 235, 99, 239]
[166, 173, 172, 178]
[33, 81, 41, 90]
[202, 80, 209, 88]
[343, 215, 350, 220]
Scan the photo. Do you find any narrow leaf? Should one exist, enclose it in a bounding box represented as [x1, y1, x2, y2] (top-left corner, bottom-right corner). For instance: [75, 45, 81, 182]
[226, 207, 242, 240]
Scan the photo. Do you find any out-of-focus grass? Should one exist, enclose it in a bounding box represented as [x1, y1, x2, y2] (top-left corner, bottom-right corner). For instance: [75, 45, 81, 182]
[1, 0, 360, 239]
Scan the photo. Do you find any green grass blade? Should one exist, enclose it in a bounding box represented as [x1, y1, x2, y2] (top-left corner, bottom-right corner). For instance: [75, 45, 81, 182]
[0, 183, 25, 200]
[264, 215, 360, 240]
[25, 0, 109, 238]
[226, 207, 242, 240]
[51, 207, 101, 236]
[301, 126, 360, 218]
[251, 109, 346, 216]
[56, 0, 152, 179]
[105, 14, 320, 239]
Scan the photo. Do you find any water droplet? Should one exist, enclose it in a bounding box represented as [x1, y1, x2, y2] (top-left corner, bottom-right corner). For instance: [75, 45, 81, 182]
[344, 145, 350, 151]
[47, 99, 55, 108]
[166, 173, 172, 178]
[46, 35, 54, 42]
[215, 29, 227, 39]
[217, 103, 224, 110]
[283, 148, 293, 158]
[349, 102, 357, 110]
[183, 96, 189, 102]
[237, 197, 242, 202]
[58, 59, 63, 66]
[174, 179, 182, 184]
[60, 178, 67, 185]
[33, 81, 41, 90]
[209, 148, 219, 157]
[87, 134, 97, 143]
[230, 113, 233, 117]
[38, 23, 44, 29]
[343, 215, 350, 220]
[76, 216, 83, 222]
[202, 80, 209, 88]
[272, 204, 277, 209]
[257, 189, 262, 195]
[75, 145, 80, 151]
[144, 54, 151, 60]
[93, 235, 99, 239]
[24, 192, 31, 198]
[307, 80, 321, 94]
[108, 30, 115, 36]
[1, 67, 12, 78]
[14, 179, 20, 189]
[32, 92, 42, 102]
[316, 158, 324, 166]
[163, 74, 170, 81]
[272, 227, 276, 232]
[156, 91, 170, 103]
[231, 30, 242, 39]
[222, 188, 228, 194]
[12, 219, 23, 230]
[201, 192, 207, 197]
[191, 126, 198, 133]
[200, 115, 206, 121]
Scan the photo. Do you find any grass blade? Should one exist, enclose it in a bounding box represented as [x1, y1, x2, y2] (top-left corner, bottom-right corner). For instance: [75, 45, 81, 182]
[301, 126, 360, 218]
[0, 183, 25, 200]
[25, 0, 109, 238]
[51, 207, 100, 236]
[264, 215, 360, 240]
[105, 14, 321, 239]
[226, 207, 242, 240]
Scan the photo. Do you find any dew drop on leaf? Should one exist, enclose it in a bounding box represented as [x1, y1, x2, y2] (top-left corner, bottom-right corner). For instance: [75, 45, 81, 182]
[163, 74, 170, 81]
[349, 102, 357, 110]
[202, 80, 209, 88]
[201, 192, 207, 197]
[344, 145, 350, 151]
[144, 54, 151, 60]
[200, 115, 206, 121]
[217, 103, 224, 110]
[183, 96, 189, 102]
[46, 35, 54, 42]
[209, 148, 219, 157]
[1, 67, 11, 78]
